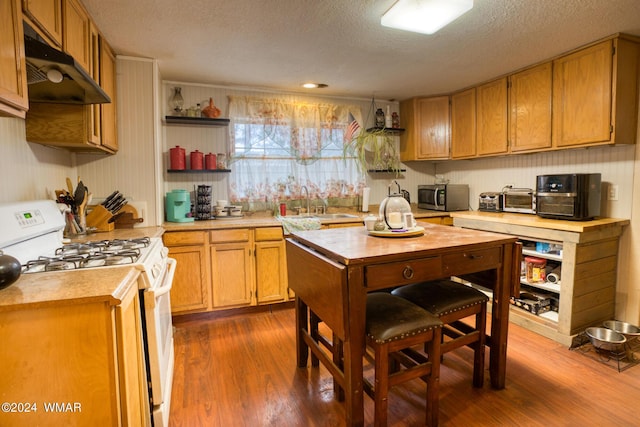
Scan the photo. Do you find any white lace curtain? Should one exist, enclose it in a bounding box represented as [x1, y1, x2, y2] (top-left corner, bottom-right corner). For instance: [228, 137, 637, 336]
[227, 96, 364, 206]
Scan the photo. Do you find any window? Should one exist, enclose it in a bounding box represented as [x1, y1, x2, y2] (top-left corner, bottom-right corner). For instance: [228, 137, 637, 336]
[228, 96, 364, 208]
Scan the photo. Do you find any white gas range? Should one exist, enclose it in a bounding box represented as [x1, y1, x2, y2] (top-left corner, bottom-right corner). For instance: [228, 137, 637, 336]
[0, 200, 175, 427]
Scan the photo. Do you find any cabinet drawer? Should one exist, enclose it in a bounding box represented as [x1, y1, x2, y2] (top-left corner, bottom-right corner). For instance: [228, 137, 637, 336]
[365, 256, 442, 290]
[163, 231, 207, 246]
[442, 247, 501, 276]
[210, 228, 250, 243]
[255, 227, 283, 242]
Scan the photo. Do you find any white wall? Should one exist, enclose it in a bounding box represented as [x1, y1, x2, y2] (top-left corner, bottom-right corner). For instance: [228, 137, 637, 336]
[0, 117, 75, 203]
[76, 57, 161, 225]
[2, 58, 637, 325]
[160, 81, 417, 208]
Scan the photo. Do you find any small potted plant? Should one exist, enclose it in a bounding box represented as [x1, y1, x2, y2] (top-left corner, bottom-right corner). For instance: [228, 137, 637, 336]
[343, 127, 401, 174]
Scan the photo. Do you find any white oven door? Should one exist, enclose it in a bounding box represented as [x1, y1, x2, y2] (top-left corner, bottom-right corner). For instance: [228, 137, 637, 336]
[144, 256, 176, 427]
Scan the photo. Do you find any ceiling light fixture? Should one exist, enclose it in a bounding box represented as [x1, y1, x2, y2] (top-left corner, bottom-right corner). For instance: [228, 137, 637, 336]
[302, 83, 328, 89]
[381, 0, 473, 35]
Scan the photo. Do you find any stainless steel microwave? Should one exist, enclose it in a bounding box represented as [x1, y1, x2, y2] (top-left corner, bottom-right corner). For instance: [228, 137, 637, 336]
[418, 184, 469, 211]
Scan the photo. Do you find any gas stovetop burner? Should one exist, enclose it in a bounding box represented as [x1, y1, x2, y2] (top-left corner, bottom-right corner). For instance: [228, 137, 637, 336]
[21, 238, 150, 273]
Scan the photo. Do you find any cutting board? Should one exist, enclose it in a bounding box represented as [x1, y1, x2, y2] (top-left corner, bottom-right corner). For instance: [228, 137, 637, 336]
[118, 204, 138, 218]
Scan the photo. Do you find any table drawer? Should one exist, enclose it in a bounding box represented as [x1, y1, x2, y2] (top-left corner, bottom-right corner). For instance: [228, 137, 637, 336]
[365, 256, 442, 290]
[442, 247, 501, 276]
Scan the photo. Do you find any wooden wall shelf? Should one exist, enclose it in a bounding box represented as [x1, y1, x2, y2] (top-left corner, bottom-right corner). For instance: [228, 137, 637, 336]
[167, 169, 231, 173]
[165, 116, 230, 126]
[366, 127, 405, 135]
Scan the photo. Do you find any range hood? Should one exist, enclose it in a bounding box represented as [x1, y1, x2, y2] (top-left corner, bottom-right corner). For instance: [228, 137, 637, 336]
[24, 35, 110, 105]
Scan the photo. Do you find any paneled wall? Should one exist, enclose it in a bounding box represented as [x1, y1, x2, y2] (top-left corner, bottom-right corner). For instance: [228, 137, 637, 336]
[161, 80, 635, 220]
[76, 57, 160, 225]
[161, 81, 410, 209]
[433, 145, 635, 219]
[0, 117, 75, 203]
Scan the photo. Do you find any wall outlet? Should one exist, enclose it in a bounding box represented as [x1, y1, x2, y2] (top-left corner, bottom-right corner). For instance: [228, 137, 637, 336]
[608, 184, 619, 201]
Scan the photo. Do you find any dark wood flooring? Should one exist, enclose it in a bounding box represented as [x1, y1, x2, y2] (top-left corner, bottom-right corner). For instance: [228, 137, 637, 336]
[169, 306, 640, 426]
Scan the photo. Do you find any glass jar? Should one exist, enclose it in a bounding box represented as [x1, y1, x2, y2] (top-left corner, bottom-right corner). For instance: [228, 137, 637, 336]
[217, 153, 227, 169]
[169, 87, 184, 115]
[375, 108, 385, 128]
[392, 112, 400, 128]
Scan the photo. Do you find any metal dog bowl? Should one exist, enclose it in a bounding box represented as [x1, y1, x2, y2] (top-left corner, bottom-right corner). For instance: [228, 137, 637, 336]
[603, 320, 640, 339]
[585, 327, 627, 352]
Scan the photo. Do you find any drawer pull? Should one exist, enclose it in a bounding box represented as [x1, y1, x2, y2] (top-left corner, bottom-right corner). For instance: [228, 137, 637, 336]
[402, 266, 414, 280]
[465, 254, 484, 260]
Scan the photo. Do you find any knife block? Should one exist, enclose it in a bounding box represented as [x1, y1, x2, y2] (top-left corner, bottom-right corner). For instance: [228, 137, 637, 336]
[86, 205, 115, 232]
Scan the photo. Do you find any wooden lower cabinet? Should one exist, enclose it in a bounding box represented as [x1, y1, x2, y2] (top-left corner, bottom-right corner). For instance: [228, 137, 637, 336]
[0, 276, 149, 427]
[452, 214, 626, 346]
[165, 226, 290, 314]
[255, 227, 288, 304]
[210, 229, 254, 308]
[164, 231, 211, 314]
[419, 216, 453, 226]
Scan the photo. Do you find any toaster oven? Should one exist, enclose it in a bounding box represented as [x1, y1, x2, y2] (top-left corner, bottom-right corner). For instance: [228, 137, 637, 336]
[502, 188, 536, 214]
[478, 192, 503, 212]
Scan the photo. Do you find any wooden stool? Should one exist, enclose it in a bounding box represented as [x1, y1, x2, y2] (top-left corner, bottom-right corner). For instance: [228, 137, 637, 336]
[392, 279, 489, 387]
[364, 293, 443, 427]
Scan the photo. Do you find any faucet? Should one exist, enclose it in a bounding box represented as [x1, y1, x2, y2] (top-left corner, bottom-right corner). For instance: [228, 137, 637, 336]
[300, 185, 310, 215]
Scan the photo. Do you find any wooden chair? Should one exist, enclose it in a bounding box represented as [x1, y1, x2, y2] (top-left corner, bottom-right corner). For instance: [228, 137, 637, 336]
[391, 279, 489, 387]
[364, 292, 443, 427]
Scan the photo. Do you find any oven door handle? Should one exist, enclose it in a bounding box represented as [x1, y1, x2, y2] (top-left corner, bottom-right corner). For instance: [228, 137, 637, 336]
[154, 257, 176, 297]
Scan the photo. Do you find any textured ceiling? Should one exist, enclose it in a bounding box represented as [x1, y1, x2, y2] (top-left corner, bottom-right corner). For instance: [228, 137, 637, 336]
[82, 0, 640, 101]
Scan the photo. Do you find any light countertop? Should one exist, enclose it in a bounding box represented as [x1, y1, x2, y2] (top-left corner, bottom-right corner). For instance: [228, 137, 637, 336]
[0, 266, 141, 312]
[450, 211, 629, 233]
[162, 206, 449, 231]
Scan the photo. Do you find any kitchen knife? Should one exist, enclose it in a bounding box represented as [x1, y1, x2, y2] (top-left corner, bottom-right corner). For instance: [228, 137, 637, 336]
[111, 199, 128, 214]
[105, 194, 124, 212]
[102, 190, 119, 206]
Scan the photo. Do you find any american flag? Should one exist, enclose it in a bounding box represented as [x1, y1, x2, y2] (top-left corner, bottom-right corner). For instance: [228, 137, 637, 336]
[344, 112, 361, 143]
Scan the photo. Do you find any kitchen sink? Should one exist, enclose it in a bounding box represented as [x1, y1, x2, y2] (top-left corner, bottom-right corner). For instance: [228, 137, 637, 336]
[282, 213, 359, 219]
[314, 213, 359, 219]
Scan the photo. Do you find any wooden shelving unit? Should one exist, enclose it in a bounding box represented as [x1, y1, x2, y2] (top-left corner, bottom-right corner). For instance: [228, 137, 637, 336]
[367, 168, 406, 173]
[165, 116, 230, 126]
[365, 127, 405, 135]
[167, 169, 231, 174]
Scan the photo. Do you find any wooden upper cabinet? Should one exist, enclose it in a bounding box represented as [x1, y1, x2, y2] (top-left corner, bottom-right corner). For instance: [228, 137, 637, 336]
[476, 77, 508, 156]
[22, 0, 63, 47]
[99, 36, 118, 152]
[0, 0, 29, 118]
[400, 96, 450, 161]
[450, 88, 476, 159]
[87, 21, 101, 145]
[553, 37, 639, 148]
[62, 0, 91, 73]
[509, 62, 553, 152]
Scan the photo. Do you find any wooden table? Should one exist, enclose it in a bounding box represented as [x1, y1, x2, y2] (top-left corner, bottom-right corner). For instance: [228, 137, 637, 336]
[286, 222, 521, 426]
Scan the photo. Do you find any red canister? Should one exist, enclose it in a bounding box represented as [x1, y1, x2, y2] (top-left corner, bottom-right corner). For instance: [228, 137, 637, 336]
[205, 153, 217, 170]
[190, 150, 204, 170]
[169, 145, 186, 170]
